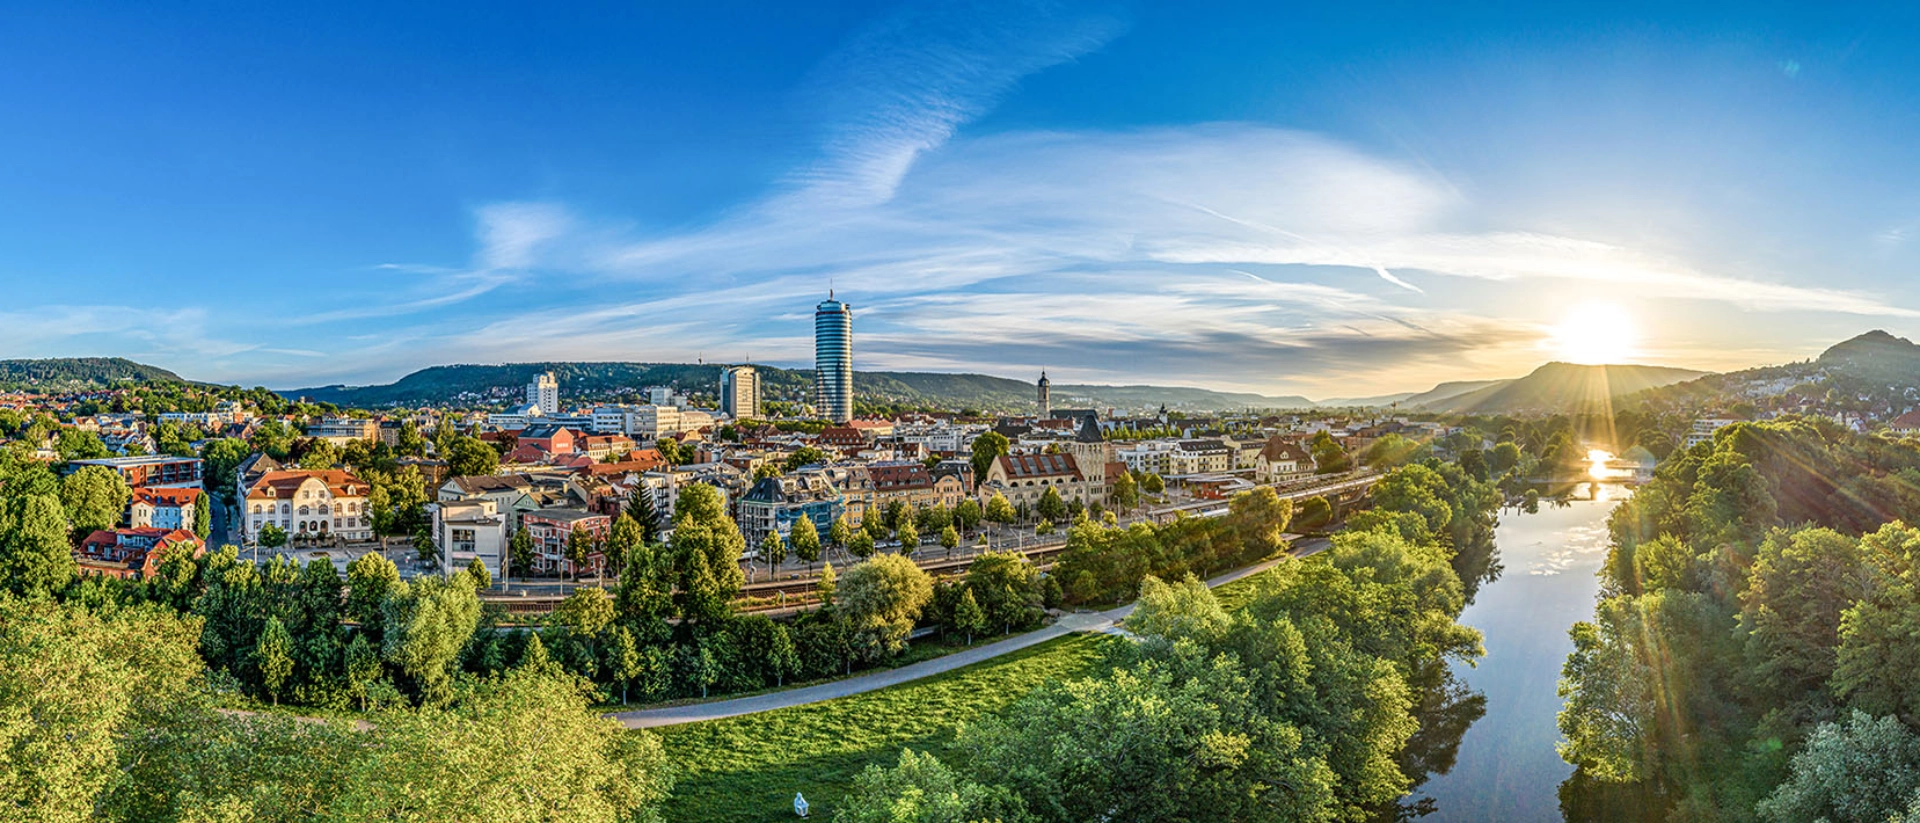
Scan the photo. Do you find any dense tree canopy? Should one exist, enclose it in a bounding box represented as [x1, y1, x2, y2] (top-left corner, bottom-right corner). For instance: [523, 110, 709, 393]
[1558, 418, 1920, 819]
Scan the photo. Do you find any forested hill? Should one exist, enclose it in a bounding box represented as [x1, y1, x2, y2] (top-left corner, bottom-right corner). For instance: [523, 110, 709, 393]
[1415, 362, 1707, 413]
[0, 357, 186, 390]
[283, 362, 1319, 411]
[1628, 330, 1920, 410]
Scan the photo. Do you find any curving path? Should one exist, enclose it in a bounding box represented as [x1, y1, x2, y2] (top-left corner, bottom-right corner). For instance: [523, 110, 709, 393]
[610, 537, 1328, 729]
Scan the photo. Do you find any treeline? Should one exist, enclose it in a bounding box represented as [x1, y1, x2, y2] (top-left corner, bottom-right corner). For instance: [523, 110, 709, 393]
[834, 459, 1502, 822]
[0, 595, 672, 822]
[1557, 416, 1920, 821]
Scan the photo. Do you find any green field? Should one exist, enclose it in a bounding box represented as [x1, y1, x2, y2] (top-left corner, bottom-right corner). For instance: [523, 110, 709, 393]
[654, 633, 1114, 823]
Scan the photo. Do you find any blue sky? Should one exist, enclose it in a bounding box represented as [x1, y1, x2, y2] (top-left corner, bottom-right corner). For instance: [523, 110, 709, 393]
[6, 2, 1920, 397]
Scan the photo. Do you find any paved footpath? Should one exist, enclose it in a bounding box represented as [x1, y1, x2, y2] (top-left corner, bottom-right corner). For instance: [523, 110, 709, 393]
[611, 537, 1328, 729]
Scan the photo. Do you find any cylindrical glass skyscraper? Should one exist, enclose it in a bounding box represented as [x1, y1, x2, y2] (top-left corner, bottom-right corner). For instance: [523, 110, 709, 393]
[814, 296, 853, 423]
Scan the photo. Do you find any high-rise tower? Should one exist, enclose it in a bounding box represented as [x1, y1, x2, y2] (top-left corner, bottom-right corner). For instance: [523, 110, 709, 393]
[814, 295, 853, 423]
[1037, 371, 1051, 418]
[527, 371, 559, 416]
[720, 365, 759, 419]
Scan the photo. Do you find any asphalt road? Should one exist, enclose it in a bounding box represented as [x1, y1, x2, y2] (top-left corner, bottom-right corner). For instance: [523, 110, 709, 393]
[609, 537, 1328, 729]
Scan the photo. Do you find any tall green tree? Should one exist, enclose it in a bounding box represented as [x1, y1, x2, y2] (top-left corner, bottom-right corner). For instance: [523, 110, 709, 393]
[668, 484, 746, 624]
[895, 519, 918, 552]
[838, 554, 934, 660]
[254, 615, 294, 706]
[1036, 487, 1067, 523]
[969, 431, 1011, 480]
[760, 530, 787, 577]
[1111, 471, 1139, 511]
[60, 464, 129, 535]
[605, 514, 642, 574]
[445, 435, 500, 478]
[624, 488, 660, 544]
[984, 493, 1016, 525]
[380, 570, 482, 705]
[790, 514, 822, 571]
[952, 587, 985, 644]
[0, 494, 77, 597]
[192, 495, 211, 539]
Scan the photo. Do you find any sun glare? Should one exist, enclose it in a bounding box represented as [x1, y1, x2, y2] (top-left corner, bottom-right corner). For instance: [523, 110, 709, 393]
[1548, 303, 1637, 365]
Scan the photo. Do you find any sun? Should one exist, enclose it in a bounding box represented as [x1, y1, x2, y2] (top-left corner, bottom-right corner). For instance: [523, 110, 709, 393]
[1547, 303, 1638, 365]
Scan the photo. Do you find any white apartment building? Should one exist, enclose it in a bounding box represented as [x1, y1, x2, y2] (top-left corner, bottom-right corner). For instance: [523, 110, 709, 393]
[1117, 439, 1180, 476]
[528, 372, 559, 417]
[626, 405, 683, 439]
[308, 417, 379, 445]
[647, 386, 686, 408]
[434, 499, 507, 581]
[592, 405, 635, 434]
[1685, 416, 1744, 449]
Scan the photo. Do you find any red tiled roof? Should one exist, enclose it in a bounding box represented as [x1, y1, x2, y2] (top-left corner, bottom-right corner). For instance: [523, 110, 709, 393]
[868, 463, 934, 490]
[245, 470, 369, 500]
[997, 453, 1082, 481]
[133, 487, 202, 507]
[584, 450, 667, 475]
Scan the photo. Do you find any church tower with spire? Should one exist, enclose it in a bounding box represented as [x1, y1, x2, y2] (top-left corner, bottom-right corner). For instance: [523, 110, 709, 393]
[1037, 371, 1051, 418]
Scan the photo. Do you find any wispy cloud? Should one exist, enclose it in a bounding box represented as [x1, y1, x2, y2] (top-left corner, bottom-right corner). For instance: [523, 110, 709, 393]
[787, 0, 1128, 207]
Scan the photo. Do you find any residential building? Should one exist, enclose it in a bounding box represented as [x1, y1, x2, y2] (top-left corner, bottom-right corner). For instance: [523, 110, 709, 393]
[643, 462, 746, 524]
[528, 371, 560, 418]
[738, 470, 844, 546]
[868, 460, 966, 513]
[720, 365, 760, 419]
[1686, 416, 1745, 449]
[1170, 440, 1234, 476]
[309, 416, 379, 445]
[433, 499, 507, 581]
[579, 434, 637, 462]
[67, 455, 203, 489]
[1892, 410, 1920, 437]
[1116, 440, 1178, 476]
[626, 405, 684, 439]
[76, 528, 204, 580]
[647, 386, 685, 408]
[591, 405, 635, 435]
[242, 470, 374, 543]
[522, 508, 611, 576]
[979, 452, 1093, 509]
[1256, 436, 1313, 483]
[131, 487, 201, 530]
[158, 411, 228, 428]
[821, 463, 876, 527]
[438, 474, 538, 532]
[487, 403, 542, 430]
[815, 295, 854, 423]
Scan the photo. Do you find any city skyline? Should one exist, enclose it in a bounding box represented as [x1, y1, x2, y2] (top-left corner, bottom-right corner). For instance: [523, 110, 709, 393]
[7, 4, 1920, 395]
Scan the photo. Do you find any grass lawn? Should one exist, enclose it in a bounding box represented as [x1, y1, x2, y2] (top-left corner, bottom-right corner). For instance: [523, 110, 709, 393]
[653, 633, 1114, 823]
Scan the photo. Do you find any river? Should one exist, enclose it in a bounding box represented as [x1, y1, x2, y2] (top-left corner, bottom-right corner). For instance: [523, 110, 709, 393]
[1415, 482, 1627, 821]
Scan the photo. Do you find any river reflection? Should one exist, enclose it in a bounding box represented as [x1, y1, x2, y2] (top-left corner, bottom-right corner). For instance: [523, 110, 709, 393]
[1399, 482, 1627, 822]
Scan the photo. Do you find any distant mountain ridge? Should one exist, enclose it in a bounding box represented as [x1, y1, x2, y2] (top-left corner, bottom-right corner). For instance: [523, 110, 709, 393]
[0, 357, 186, 390]
[285, 362, 1320, 412]
[1634, 330, 1920, 409]
[1417, 362, 1708, 413]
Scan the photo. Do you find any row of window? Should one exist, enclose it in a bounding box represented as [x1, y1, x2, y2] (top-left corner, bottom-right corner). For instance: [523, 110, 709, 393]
[250, 502, 361, 515]
[251, 517, 364, 530]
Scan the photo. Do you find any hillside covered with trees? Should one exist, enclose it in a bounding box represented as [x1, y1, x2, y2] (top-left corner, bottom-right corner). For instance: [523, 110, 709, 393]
[284, 361, 1318, 412]
[1557, 417, 1920, 820]
[0, 357, 186, 390]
